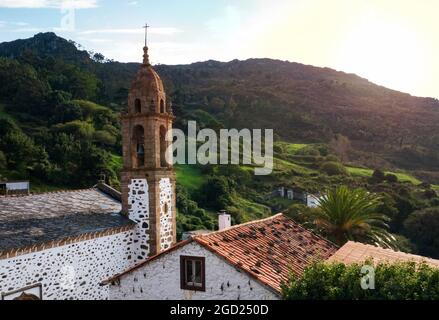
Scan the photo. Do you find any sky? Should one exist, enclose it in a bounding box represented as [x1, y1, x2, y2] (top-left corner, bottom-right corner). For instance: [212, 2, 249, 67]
[0, 0, 438, 98]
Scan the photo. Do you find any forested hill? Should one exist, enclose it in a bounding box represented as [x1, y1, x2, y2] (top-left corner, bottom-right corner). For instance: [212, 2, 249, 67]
[1, 32, 439, 183]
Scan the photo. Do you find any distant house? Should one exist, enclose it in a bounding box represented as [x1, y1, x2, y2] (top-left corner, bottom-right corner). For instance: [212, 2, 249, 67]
[306, 194, 324, 208]
[0, 181, 29, 195]
[103, 214, 338, 300]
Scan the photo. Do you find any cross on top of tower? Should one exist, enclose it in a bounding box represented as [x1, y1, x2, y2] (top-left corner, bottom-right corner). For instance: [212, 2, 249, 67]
[143, 23, 150, 47]
[142, 23, 151, 65]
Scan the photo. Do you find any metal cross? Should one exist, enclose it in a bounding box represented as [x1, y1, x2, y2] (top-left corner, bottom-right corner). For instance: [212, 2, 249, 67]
[143, 23, 150, 47]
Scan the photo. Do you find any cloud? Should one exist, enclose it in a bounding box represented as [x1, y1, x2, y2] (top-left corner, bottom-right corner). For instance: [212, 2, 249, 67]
[11, 27, 44, 32]
[13, 22, 29, 26]
[78, 27, 183, 36]
[0, 0, 99, 9]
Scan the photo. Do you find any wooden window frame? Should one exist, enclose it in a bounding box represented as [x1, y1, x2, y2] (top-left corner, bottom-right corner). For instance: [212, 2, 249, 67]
[180, 255, 206, 292]
[1, 283, 43, 300]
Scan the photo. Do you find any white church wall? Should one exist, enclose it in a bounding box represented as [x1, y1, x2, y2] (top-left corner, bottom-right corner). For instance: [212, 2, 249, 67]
[109, 242, 280, 300]
[159, 178, 173, 251]
[128, 178, 150, 262]
[0, 230, 135, 300]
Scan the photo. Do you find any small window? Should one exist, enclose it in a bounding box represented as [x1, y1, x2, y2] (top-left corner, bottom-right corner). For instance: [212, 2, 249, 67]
[160, 99, 165, 113]
[134, 99, 141, 113]
[180, 256, 205, 291]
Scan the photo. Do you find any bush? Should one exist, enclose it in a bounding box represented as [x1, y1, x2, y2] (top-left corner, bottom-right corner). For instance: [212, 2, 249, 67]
[385, 173, 398, 183]
[282, 260, 439, 300]
[404, 207, 439, 258]
[371, 169, 385, 182]
[320, 161, 348, 176]
[325, 154, 339, 162]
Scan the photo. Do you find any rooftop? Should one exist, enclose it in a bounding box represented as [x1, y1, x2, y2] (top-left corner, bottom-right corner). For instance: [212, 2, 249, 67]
[0, 186, 134, 257]
[194, 213, 337, 293]
[104, 213, 338, 293]
[328, 241, 439, 267]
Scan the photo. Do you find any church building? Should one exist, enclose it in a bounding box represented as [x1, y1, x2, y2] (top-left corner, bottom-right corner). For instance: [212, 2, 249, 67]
[0, 43, 176, 300]
[2, 41, 437, 301]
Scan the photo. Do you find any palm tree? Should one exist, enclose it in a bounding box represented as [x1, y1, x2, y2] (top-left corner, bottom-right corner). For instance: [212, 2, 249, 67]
[314, 186, 396, 248]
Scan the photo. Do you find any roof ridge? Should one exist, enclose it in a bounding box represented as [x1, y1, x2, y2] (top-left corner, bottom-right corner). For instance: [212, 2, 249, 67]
[347, 241, 439, 261]
[194, 213, 284, 238]
[0, 187, 96, 198]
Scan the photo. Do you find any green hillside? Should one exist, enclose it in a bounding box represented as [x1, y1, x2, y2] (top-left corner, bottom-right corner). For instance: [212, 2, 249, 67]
[1, 33, 439, 257]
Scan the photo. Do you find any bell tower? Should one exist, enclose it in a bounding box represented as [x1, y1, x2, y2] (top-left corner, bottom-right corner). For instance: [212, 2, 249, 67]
[121, 39, 176, 260]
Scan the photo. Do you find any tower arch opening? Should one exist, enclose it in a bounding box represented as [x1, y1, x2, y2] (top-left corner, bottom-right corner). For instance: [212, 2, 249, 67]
[160, 99, 165, 113]
[134, 99, 141, 113]
[132, 125, 145, 168]
[160, 125, 168, 167]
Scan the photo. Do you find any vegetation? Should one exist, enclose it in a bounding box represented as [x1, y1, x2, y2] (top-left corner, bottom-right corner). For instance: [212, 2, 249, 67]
[404, 207, 439, 258]
[312, 186, 396, 248]
[282, 260, 439, 300]
[1, 32, 439, 252]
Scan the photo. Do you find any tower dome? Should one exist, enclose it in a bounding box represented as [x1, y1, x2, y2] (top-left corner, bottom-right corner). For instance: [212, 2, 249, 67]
[128, 46, 166, 114]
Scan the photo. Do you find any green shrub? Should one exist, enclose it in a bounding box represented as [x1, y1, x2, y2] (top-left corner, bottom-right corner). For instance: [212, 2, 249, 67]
[371, 169, 385, 182]
[320, 161, 348, 176]
[386, 173, 398, 183]
[404, 207, 439, 258]
[325, 154, 339, 162]
[282, 260, 439, 300]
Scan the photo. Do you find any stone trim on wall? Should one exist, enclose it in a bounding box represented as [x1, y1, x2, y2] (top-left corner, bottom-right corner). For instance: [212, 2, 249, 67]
[0, 224, 135, 260]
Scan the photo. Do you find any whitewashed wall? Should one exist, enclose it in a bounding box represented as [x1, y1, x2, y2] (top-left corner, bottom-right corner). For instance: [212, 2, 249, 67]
[109, 242, 280, 300]
[0, 230, 135, 300]
[128, 178, 151, 262]
[159, 178, 173, 251]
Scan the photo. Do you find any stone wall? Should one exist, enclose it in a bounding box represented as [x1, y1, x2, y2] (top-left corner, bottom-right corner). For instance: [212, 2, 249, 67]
[108, 242, 280, 300]
[127, 178, 150, 262]
[0, 230, 134, 300]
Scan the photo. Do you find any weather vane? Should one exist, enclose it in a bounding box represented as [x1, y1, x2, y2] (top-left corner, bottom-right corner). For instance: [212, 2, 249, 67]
[143, 23, 150, 47]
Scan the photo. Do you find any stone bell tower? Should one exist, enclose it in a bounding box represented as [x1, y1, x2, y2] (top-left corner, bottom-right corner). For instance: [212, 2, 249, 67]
[121, 42, 176, 260]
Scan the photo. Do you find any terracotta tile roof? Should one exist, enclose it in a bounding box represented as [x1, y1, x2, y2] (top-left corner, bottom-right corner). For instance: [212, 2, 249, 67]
[327, 241, 439, 267]
[0, 186, 134, 255]
[193, 213, 338, 293]
[102, 214, 337, 293]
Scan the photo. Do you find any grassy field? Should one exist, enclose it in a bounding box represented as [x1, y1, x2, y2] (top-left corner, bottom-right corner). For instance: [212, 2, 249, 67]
[275, 141, 308, 154]
[346, 166, 422, 185]
[273, 157, 315, 174]
[229, 194, 271, 221]
[175, 165, 206, 194]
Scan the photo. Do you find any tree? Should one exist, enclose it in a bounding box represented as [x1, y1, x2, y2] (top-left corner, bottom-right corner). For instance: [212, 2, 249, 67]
[320, 161, 348, 176]
[314, 186, 396, 248]
[385, 173, 398, 183]
[201, 176, 233, 210]
[371, 169, 385, 183]
[282, 260, 439, 300]
[404, 207, 439, 258]
[329, 134, 351, 162]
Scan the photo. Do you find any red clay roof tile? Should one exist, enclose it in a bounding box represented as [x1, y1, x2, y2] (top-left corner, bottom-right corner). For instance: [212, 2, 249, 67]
[193, 213, 337, 293]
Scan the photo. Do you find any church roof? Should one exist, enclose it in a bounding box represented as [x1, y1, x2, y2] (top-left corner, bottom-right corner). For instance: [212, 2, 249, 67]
[327, 241, 439, 267]
[0, 185, 134, 259]
[194, 214, 338, 293]
[103, 214, 338, 294]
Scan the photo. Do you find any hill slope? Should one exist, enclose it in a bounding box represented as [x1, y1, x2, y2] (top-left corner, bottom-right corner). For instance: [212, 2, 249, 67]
[1, 33, 438, 176]
[2, 33, 439, 256]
